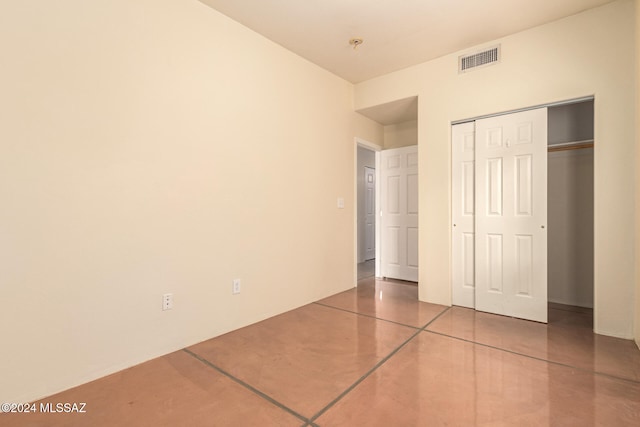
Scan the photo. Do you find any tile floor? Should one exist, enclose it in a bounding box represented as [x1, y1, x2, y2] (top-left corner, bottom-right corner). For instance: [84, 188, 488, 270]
[357, 259, 375, 280]
[3, 277, 640, 426]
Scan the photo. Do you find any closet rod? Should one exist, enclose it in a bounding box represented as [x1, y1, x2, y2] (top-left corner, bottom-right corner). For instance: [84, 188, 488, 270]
[548, 140, 594, 153]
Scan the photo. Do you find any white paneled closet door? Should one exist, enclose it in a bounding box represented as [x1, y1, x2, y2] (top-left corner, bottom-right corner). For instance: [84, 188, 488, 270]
[452, 122, 476, 308]
[475, 108, 548, 323]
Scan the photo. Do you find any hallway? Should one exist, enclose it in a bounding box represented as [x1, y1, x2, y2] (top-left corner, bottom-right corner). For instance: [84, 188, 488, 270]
[3, 277, 639, 426]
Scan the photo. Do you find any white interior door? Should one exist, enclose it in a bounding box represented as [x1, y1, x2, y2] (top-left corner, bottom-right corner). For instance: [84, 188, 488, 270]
[381, 146, 419, 282]
[475, 108, 548, 322]
[452, 122, 476, 308]
[364, 166, 376, 261]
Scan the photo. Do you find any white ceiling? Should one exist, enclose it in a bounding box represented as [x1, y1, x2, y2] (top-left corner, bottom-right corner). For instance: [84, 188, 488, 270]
[198, 0, 616, 84]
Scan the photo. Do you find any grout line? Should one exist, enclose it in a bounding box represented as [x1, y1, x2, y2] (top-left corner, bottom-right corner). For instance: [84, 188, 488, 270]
[308, 306, 453, 424]
[308, 328, 423, 423]
[312, 301, 421, 330]
[420, 305, 453, 329]
[183, 348, 309, 424]
[422, 330, 640, 385]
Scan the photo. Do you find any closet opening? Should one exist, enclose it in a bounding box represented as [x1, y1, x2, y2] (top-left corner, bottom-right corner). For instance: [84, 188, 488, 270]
[451, 97, 595, 323]
[547, 100, 594, 318]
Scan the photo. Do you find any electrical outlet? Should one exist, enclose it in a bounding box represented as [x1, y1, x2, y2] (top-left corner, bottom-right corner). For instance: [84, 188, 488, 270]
[232, 279, 241, 295]
[162, 293, 173, 310]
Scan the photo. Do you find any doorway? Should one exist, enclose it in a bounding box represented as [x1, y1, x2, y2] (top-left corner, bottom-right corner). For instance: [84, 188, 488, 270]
[547, 100, 594, 309]
[355, 96, 419, 287]
[357, 144, 378, 281]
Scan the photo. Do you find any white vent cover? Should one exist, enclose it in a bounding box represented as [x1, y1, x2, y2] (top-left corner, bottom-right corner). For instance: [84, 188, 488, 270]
[459, 45, 500, 73]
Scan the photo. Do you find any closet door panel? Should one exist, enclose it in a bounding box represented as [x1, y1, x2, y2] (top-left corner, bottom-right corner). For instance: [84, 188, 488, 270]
[515, 155, 533, 216]
[463, 162, 475, 215]
[515, 234, 534, 296]
[452, 122, 476, 308]
[462, 232, 475, 287]
[486, 158, 503, 216]
[475, 108, 548, 323]
[486, 234, 504, 293]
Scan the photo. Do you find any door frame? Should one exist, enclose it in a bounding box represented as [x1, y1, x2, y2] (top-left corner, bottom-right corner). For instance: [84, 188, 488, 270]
[450, 96, 594, 126]
[355, 138, 382, 284]
[450, 96, 595, 319]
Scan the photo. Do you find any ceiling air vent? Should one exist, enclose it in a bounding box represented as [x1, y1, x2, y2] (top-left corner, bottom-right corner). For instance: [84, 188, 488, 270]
[459, 45, 500, 73]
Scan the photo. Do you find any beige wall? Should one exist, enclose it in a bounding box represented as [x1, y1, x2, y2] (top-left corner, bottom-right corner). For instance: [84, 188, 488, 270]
[0, 0, 382, 402]
[356, 0, 636, 338]
[635, 0, 640, 349]
[384, 120, 418, 149]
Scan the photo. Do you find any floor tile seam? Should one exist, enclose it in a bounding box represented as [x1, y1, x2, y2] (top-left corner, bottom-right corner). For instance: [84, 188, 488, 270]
[420, 305, 453, 329]
[308, 325, 426, 424]
[182, 348, 309, 424]
[422, 330, 640, 385]
[311, 301, 421, 330]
